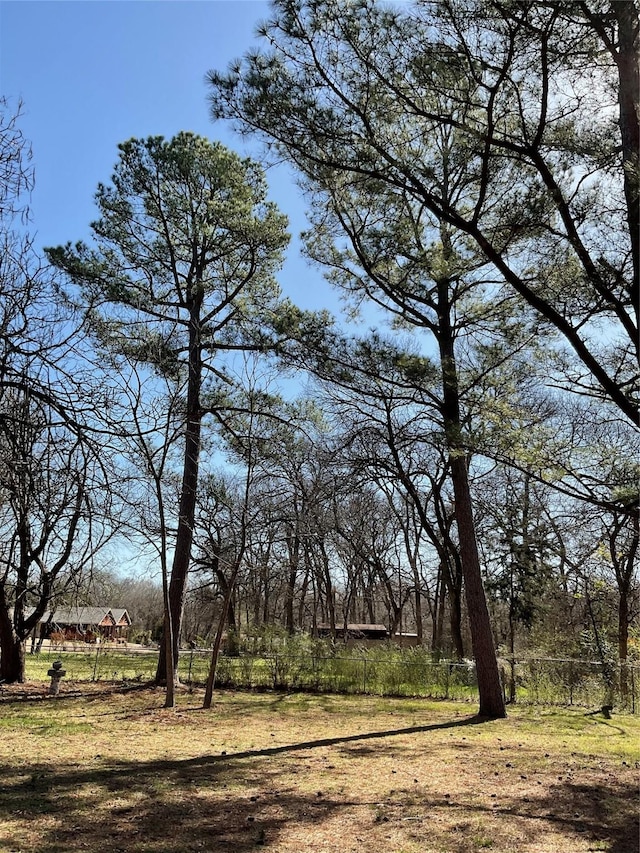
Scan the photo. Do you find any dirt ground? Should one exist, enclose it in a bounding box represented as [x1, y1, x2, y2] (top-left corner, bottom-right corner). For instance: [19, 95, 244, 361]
[0, 682, 637, 853]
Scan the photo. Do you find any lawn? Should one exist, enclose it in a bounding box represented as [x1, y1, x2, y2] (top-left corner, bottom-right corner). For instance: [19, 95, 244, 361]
[0, 681, 637, 853]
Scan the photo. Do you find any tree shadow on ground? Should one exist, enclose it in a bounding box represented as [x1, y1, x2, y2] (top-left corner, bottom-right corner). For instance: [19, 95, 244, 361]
[0, 680, 153, 707]
[0, 710, 637, 853]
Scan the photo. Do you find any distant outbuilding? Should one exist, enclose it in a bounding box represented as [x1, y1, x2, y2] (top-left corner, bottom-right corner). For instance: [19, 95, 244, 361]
[316, 623, 389, 641]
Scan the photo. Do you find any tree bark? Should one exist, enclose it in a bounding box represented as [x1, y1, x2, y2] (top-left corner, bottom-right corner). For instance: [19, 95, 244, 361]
[156, 297, 203, 685]
[216, 567, 237, 633]
[431, 566, 442, 654]
[414, 585, 423, 644]
[619, 587, 630, 699]
[448, 577, 465, 662]
[447, 454, 505, 716]
[0, 616, 25, 683]
[612, 0, 640, 319]
[203, 566, 239, 709]
[437, 278, 506, 718]
[284, 526, 300, 635]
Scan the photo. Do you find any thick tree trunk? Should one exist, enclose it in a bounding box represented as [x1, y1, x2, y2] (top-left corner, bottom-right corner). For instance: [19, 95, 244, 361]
[614, 506, 638, 702]
[262, 562, 270, 623]
[156, 414, 202, 684]
[387, 602, 403, 637]
[448, 455, 505, 717]
[0, 580, 27, 683]
[437, 278, 506, 718]
[0, 625, 26, 683]
[619, 579, 634, 667]
[285, 567, 297, 634]
[156, 299, 203, 686]
[613, 0, 640, 319]
[298, 555, 312, 627]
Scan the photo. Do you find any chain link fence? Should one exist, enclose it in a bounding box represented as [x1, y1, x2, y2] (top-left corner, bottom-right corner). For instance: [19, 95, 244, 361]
[25, 645, 640, 713]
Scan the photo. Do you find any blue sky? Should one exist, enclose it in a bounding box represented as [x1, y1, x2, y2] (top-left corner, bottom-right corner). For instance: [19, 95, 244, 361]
[0, 0, 338, 313]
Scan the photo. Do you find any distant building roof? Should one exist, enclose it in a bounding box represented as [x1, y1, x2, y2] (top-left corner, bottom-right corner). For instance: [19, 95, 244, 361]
[316, 623, 388, 638]
[110, 609, 132, 627]
[38, 607, 130, 628]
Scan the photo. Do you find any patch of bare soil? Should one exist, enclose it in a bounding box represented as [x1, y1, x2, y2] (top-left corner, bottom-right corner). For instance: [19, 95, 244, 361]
[0, 684, 637, 853]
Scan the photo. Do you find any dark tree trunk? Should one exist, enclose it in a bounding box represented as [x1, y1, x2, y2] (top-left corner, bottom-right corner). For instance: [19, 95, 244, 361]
[448, 454, 505, 717]
[156, 298, 203, 685]
[215, 568, 237, 633]
[1, 515, 30, 684]
[262, 560, 270, 623]
[284, 522, 300, 635]
[0, 620, 25, 683]
[156, 413, 202, 684]
[317, 542, 336, 634]
[613, 0, 640, 318]
[448, 581, 465, 662]
[437, 278, 506, 718]
[439, 553, 465, 660]
[613, 505, 638, 701]
[297, 555, 312, 628]
[619, 587, 630, 699]
[0, 537, 29, 683]
[387, 602, 403, 637]
[403, 538, 423, 642]
[414, 585, 423, 643]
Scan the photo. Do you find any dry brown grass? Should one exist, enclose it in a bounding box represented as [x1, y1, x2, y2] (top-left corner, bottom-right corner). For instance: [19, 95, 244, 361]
[0, 682, 637, 853]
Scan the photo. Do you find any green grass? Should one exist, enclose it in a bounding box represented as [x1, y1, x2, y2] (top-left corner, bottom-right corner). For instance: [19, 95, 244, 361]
[0, 714, 93, 735]
[24, 644, 640, 714]
[0, 685, 638, 853]
[27, 647, 159, 682]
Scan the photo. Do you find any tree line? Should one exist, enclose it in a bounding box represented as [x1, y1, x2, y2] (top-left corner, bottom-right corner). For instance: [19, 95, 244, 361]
[0, 0, 637, 720]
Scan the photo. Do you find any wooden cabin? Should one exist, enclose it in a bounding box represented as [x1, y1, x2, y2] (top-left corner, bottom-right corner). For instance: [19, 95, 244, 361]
[38, 606, 131, 643]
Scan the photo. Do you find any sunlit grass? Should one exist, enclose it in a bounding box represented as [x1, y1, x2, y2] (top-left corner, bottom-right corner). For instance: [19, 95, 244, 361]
[0, 684, 637, 853]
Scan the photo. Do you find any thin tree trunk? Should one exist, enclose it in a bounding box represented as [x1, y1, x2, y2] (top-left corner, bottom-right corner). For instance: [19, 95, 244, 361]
[162, 601, 175, 708]
[438, 555, 464, 659]
[414, 586, 423, 643]
[619, 588, 630, 700]
[284, 527, 300, 635]
[433, 565, 446, 655]
[448, 579, 465, 662]
[216, 568, 237, 632]
[298, 553, 312, 628]
[203, 569, 238, 709]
